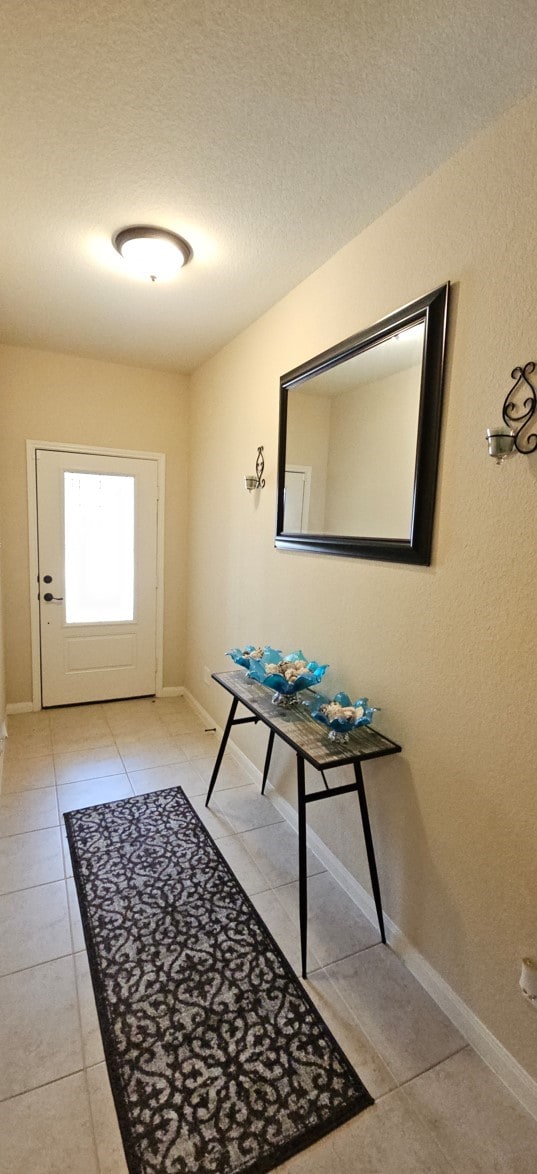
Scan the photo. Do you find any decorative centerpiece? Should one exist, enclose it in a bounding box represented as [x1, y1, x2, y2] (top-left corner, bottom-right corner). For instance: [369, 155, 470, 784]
[227, 645, 282, 671]
[305, 691, 378, 742]
[247, 649, 328, 706]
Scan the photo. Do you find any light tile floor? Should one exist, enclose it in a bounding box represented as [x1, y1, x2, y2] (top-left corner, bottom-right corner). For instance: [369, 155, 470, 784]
[1, 696, 536, 1173]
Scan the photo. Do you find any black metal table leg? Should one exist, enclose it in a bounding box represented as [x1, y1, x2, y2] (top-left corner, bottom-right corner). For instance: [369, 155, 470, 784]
[260, 730, 275, 795]
[353, 761, 386, 943]
[205, 697, 238, 806]
[296, 754, 308, 977]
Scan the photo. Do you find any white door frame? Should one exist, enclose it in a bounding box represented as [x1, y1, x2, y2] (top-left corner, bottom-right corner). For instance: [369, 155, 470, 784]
[27, 440, 166, 711]
[285, 464, 312, 532]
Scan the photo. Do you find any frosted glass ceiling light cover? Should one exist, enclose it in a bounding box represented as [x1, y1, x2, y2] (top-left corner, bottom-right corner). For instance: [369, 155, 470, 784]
[113, 226, 193, 281]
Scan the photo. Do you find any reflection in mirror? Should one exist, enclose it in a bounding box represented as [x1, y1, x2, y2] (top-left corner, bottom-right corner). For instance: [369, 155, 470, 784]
[276, 284, 449, 565]
[284, 322, 424, 539]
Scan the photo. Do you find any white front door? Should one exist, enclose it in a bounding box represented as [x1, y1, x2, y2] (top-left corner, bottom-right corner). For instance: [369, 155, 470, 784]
[36, 448, 159, 707]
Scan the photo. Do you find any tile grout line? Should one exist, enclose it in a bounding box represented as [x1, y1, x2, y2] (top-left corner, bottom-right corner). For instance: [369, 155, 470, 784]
[396, 1042, 470, 1092]
[302, 939, 382, 976]
[69, 902, 103, 1173]
[0, 824, 61, 839]
[0, 1065, 89, 1107]
[0, 822, 62, 841]
[394, 1057, 469, 1174]
[0, 870, 70, 897]
[0, 948, 77, 976]
[62, 827, 103, 1169]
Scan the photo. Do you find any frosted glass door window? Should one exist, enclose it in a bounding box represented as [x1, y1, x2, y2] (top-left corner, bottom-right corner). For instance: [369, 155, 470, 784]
[64, 472, 135, 623]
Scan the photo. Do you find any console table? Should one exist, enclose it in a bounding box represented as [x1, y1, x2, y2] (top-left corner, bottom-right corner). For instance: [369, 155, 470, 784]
[206, 670, 402, 977]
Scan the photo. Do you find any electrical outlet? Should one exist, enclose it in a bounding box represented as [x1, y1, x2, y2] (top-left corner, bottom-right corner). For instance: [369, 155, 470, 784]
[203, 666, 211, 686]
[520, 958, 537, 1006]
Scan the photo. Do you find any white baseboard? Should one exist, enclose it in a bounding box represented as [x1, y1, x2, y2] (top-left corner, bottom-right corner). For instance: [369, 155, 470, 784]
[7, 691, 185, 711]
[182, 688, 215, 724]
[0, 726, 5, 793]
[183, 686, 537, 1121]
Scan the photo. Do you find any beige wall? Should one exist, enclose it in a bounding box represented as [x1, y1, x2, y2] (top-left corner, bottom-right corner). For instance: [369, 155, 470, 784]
[286, 390, 330, 529]
[0, 346, 188, 702]
[0, 523, 6, 751]
[325, 365, 421, 536]
[186, 89, 537, 1080]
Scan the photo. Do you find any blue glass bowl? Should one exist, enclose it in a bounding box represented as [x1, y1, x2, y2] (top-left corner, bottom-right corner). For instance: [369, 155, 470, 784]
[247, 649, 329, 705]
[304, 691, 378, 741]
[227, 646, 282, 671]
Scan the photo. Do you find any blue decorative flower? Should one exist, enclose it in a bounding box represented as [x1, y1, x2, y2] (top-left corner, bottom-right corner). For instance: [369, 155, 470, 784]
[247, 649, 328, 701]
[304, 691, 378, 738]
[227, 645, 282, 670]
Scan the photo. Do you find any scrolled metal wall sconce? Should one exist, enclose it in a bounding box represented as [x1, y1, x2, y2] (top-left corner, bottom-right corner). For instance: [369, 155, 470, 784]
[245, 446, 266, 491]
[487, 361, 537, 463]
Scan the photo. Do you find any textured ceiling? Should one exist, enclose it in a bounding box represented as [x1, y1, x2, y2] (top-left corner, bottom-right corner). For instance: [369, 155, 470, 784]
[1, 0, 537, 374]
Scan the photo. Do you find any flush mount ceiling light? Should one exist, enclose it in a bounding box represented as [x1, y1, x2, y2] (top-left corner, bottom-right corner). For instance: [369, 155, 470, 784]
[113, 226, 193, 282]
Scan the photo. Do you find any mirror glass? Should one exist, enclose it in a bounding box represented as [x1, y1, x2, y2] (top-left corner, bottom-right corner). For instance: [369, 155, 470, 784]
[283, 322, 424, 539]
[275, 285, 449, 565]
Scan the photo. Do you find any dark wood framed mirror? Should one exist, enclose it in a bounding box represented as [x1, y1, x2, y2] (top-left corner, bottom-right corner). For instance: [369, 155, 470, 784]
[275, 283, 449, 565]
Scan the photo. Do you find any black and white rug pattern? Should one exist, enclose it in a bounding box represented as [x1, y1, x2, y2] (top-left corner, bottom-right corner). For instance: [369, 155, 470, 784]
[65, 787, 372, 1174]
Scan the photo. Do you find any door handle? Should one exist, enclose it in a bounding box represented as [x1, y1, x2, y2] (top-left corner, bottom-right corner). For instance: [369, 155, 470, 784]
[43, 593, 64, 603]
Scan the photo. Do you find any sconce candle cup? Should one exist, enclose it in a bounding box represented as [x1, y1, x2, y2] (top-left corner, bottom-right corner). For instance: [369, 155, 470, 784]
[245, 446, 266, 491]
[247, 649, 329, 706]
[304, 691, 378, 743]
[486, 427, 515, 464]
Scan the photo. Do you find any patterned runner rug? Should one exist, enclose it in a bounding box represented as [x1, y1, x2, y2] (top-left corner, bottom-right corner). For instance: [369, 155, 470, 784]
[65, 787, 373, 1173]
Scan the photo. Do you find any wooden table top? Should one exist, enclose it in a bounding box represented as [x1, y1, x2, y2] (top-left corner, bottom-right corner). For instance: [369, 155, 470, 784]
[213, 670, 402, 771]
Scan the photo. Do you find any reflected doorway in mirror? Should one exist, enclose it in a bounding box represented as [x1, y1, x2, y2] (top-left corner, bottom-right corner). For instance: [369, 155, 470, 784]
[284, 465, 312, 532]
